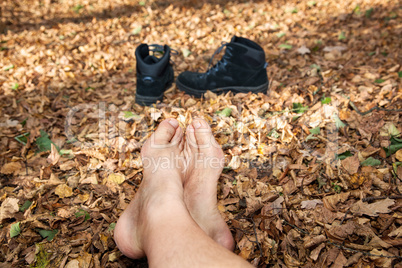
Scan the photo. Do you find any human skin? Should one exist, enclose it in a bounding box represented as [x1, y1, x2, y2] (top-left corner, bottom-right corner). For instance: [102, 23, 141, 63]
[114, 118, 252, 268]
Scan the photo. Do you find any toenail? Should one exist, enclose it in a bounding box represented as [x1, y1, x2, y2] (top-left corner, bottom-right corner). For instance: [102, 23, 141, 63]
[167, 119, 179, 128]
[194, 121, 202, 129]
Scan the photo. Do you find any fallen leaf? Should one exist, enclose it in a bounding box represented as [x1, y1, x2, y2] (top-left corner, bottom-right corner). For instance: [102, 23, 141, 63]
[0, 197, 19, 222]
[103, 173, 125, 185]
[65, 259, 80, 268]
[38, 229, 58, 241]
[303, 235, 326, 248]
[388, 226, 402, 238]
[59, 160, 76, 171]
[150, 108, 162, 121]
[323, 46, 347, 52]
[10, 222, 21, 238]
[1, 162, 22, 175]
[331, 251, 347, 268]
[47, 143, 60, 165]
[310, 243, 326, 261]
[54, 184, 74, 198]
[350, 198, 395, 217]
[297, 45, 310, 55]
[301, 199, 323, 209]
[369, 249, 393, 268]
[361, 157, 381, 166]
[396, 149, 402, 161]
[341, 155, 360, 174]
[57, 207, 75, 218]
[323, 192, 350, 211]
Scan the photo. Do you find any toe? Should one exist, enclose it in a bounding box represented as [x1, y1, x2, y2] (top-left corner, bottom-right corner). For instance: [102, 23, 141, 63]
[152, 118, 181, 146]
[191, 118, 216, 149]
[185, 124, 198, 150]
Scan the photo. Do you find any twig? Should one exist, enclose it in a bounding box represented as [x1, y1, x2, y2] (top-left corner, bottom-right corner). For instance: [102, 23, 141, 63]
[278, 165, 290, 181]
[250, 216, 264, 259]
[327, 241, 402, 259]
[340, 209, 350, 225]
[362, 195, 402, 202]
[237, 216, 264, 259]
[349, 100, 402, 116]
[282, 219, 309, 235]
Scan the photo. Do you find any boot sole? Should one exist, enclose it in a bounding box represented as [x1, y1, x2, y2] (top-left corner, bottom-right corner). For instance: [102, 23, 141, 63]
[135, 93, 165, 106]
[135, 81, 173, 106]
[176, 80, 269, 98]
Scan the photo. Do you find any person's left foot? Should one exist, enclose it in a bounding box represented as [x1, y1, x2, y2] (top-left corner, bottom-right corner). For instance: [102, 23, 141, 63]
[183, 118, 235, 251]
[114, 119, 186, 259]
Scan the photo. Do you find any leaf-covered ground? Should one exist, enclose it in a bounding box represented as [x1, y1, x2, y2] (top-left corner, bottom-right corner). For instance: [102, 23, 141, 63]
[1, 0, 402, 267]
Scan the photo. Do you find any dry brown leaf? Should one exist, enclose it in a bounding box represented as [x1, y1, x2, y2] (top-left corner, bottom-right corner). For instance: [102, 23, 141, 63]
[59, 160, 76, 171]
[369, 249, 393, 268]
[284, 252, 303, 267]
[77, 252, 92, 268]
[344, 252, 363, 267]
[80, 174, 98, 185]
[350, 198, 395, 217]
[0, 197, 19, 222]
[303, 235, 326, 248]
[48, 173, 63, 185]
[388, 226, 402, 238]
[65, 259, 79, 268]
[75, 149, 106, 161]
[323, 192, 350, 212]
[327, 221, 355, 241]
[310, 243, 326, 261]
[47, 143, 60, 165]
[237, 235, 254, 260]
[341, 155, 360, 175]
[301, 199, 323, 210]
[57, 207, 75, 218]
[1, 162, 22, 175]
[368, 235, 392, 248]
[330, 251, 347, 268]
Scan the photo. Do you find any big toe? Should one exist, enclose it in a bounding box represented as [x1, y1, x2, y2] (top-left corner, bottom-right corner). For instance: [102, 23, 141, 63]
[189, 119, 218, 149]
[151, 118, 182, 146]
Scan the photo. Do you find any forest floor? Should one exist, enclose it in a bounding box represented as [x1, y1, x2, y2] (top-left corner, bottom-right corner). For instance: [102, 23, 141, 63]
[0, 0, 401, 267]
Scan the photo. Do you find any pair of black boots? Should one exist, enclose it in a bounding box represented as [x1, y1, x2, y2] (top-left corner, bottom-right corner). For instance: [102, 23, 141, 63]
[135, 36, 269, 106]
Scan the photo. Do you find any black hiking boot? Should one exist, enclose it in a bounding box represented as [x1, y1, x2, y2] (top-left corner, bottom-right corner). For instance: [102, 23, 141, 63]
[176, 36, 268, 98]
[135, 44, 174, 106]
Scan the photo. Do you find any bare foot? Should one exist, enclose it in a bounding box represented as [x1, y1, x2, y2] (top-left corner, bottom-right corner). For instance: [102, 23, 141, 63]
[114, 119, 186, 259]
[183, 118, 235, 251]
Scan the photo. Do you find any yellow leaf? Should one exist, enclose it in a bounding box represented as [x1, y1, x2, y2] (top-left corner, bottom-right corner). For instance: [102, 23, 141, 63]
[396, 149, 402, 161]
[104, 173, 125, 185]
[55, 184, 73, 198]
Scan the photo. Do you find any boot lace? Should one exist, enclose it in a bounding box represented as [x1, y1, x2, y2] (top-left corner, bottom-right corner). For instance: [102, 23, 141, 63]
[149, 44, 178, 64]
[204, 41, 232, 75]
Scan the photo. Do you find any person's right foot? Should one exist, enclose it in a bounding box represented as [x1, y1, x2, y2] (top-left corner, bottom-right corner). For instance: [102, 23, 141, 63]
[183, 118, 235, 251]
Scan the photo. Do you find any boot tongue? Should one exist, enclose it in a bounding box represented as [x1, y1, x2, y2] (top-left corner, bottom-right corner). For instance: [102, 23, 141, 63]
[137, 46, 171, 77]
[143, 55, 159, 64]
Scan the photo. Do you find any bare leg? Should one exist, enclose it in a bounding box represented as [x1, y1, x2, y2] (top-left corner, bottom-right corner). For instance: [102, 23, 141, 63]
[114, 119, 251, 267]
[183, 118, 235, 250]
